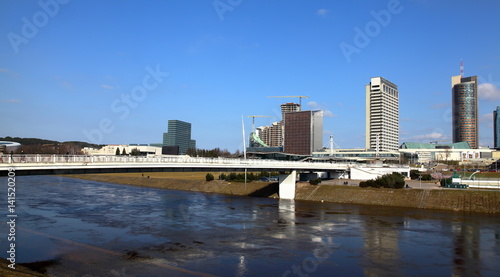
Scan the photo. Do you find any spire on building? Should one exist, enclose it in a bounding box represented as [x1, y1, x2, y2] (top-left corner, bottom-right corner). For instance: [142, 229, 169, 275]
[460, 59, 464, 77]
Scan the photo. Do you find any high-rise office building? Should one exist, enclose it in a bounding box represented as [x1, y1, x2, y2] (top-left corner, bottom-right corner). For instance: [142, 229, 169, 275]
[493, 106, 500, 149]
[365, 77, 399, 152]
[163, 120, 196, 154]
[452, 75, 478, 149]
[284, 110, 323, 155]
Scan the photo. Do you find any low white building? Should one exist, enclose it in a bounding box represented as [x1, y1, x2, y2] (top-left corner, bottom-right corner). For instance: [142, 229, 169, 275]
[83, 144, 162, 156]
[349, 164, 410, 180]
[399, 142, 494, 164]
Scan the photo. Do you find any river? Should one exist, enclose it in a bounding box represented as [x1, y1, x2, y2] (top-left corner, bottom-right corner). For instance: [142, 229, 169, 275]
[1, 176, 499, 276]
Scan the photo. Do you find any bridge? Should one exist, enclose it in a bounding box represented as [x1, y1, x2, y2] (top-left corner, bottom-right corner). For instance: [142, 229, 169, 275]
[0, 154, 352, 199]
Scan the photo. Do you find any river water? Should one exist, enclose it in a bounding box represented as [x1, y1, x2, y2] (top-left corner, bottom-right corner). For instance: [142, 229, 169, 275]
[1, 176, 499, 276]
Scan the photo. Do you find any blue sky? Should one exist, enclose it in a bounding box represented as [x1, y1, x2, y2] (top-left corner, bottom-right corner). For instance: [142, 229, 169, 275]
[1, 0, 500, 151]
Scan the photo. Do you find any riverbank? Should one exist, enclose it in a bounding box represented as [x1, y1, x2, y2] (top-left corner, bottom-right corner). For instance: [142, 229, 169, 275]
[64, 174, 500, 214]
[0, 258, 49, 277]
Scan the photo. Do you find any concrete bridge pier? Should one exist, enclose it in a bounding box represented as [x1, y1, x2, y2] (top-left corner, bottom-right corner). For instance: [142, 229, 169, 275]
[279, 170, 297, 200]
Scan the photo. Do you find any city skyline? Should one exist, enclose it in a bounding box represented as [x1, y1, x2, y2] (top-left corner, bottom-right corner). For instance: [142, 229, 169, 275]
[1, 1, 500, 151]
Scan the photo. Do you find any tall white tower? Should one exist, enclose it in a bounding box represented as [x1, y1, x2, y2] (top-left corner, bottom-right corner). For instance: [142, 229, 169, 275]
[365, 77, 399, 152]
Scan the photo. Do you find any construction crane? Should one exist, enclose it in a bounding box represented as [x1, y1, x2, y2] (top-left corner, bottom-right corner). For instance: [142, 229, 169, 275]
[267, 96, 310, 107]
[247, 115, 276, 132]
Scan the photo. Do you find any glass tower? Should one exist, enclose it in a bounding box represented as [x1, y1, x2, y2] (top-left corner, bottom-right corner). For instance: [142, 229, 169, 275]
[163, 120, 196, 154]
[452, 75, 478, 149]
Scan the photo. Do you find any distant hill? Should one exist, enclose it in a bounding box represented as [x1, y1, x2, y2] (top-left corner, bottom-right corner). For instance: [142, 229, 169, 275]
[0, 136, 103, 149]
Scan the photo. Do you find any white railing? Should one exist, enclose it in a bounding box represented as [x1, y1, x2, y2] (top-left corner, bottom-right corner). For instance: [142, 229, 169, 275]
[0, 154, 353, 169]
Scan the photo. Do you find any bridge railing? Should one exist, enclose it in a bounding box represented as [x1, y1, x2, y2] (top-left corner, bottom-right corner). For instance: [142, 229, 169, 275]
[0, 154, 353, 168]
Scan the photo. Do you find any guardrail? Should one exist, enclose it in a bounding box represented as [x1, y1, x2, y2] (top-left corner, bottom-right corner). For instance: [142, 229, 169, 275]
[0, 154, 411, 172]
[0, 154, 351, 169]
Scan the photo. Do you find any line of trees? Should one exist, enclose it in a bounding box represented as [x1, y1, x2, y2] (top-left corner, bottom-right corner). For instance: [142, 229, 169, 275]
[186, 147, 242, 158]
[11, 143, 83, 155]
[1, 136, 103, 155]
[115, 148, 141, 156]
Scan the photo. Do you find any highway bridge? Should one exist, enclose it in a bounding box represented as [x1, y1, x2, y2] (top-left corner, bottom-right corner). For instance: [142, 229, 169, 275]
[0, 154, 354, 199]
[0, 154, 409, 199]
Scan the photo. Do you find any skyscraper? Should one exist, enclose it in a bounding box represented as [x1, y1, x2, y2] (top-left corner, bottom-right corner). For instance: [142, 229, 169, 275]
[163, 120, 196, 154]
[284, 110, 323, 155]
[365, 77, 399, 152]
[452, 75, 478, 149]
[493, 106, 500, 149]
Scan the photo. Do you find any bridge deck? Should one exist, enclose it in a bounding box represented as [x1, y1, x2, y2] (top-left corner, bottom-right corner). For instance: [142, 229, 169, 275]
[0, 154, 350, 175]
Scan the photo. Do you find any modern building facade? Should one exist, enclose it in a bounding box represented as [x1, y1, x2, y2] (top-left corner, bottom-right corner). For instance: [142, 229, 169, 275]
[284, 110, 323, 155]
[163, 120, 196, 155]
[365, 77, 399, 152]
[256, 121, 283, 147]
[494, 106, 500, 149]
[452, 75, 478, 149]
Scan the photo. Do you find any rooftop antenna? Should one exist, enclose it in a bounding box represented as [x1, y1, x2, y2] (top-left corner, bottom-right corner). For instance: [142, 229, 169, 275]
[460, 59, 464, 76]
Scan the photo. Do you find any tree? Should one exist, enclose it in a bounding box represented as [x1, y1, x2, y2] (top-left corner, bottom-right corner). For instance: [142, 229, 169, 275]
[122, 148, 127, 155]
[115, 148, 120, 155]
[309, 178, 322, 185]
[359, 172, 405, 189]
[206, 173, 214, 181]
[130, 148, 141, 156]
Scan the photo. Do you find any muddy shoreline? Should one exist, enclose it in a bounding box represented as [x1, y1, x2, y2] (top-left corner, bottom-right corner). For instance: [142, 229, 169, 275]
[64, 174, 500, 214]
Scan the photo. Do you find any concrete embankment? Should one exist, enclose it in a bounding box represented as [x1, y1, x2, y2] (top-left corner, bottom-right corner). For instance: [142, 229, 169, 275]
[65, 174, 500, 214]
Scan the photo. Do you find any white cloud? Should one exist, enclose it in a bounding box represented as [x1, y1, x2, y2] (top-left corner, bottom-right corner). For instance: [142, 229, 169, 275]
[307, 101, 336, 117]
[0, 68, 10, 72]
[323, 110, 337, 117]
[307, 101, 319, 108]
[317, 9, 329, 16]
[478, 83, 500, 100]
[410, 132, 447, 141]
[100, 84, 116, 90]
[480, 112, 493, 123]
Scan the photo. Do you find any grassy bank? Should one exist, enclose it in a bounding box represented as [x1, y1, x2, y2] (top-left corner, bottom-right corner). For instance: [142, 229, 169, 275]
[0, 258, 49, 277]
[64, 173, 500, 214]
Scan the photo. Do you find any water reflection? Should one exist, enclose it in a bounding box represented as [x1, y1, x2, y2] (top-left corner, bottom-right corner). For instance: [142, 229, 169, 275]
[363, 217, 402, 276]
[452, 221, 481, 276]
[0, 176, 498, 276]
